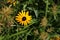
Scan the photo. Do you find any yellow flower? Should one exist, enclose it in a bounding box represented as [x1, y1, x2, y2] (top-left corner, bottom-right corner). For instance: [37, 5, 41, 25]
[7, 0, 16, 6]
[55, 35, 60, 40]
[13, 1, 16, 6]
[50, 35, 60, 40]
[7, 0, 14, 3]
[15, 10, 32, 26]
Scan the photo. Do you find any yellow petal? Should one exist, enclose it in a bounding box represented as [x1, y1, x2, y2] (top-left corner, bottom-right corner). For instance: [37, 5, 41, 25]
[21, 22, 24, 25]
[26, 11, 29, 15]
[24, 21, 27, 26]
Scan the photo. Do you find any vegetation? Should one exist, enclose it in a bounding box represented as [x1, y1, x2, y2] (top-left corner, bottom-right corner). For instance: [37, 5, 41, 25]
[0, 0, 60, 40]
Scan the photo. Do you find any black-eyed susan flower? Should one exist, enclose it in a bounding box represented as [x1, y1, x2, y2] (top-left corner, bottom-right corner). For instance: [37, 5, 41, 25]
[15, 10, 32, 26]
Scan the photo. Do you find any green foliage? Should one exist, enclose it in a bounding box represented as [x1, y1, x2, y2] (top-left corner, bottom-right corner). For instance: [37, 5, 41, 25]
[0, 0, 60, 40]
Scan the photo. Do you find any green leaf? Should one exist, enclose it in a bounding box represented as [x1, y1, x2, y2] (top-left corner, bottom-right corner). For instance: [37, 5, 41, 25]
[23, 4, 27, 10]
[0, 36, 4, 40]
[27, 7, 33, 10]
[34, 10, 38, 18]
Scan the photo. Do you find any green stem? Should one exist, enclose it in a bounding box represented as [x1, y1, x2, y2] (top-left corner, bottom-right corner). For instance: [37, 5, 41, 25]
[8, 30, 27, 39]
[45, 0, 48, 17]
[24, 28, 33, 40]
[16, 28, 18, 40]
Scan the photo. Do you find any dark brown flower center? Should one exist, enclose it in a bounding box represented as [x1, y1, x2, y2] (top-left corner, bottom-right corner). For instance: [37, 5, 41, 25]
[22, 17, 26, 21]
